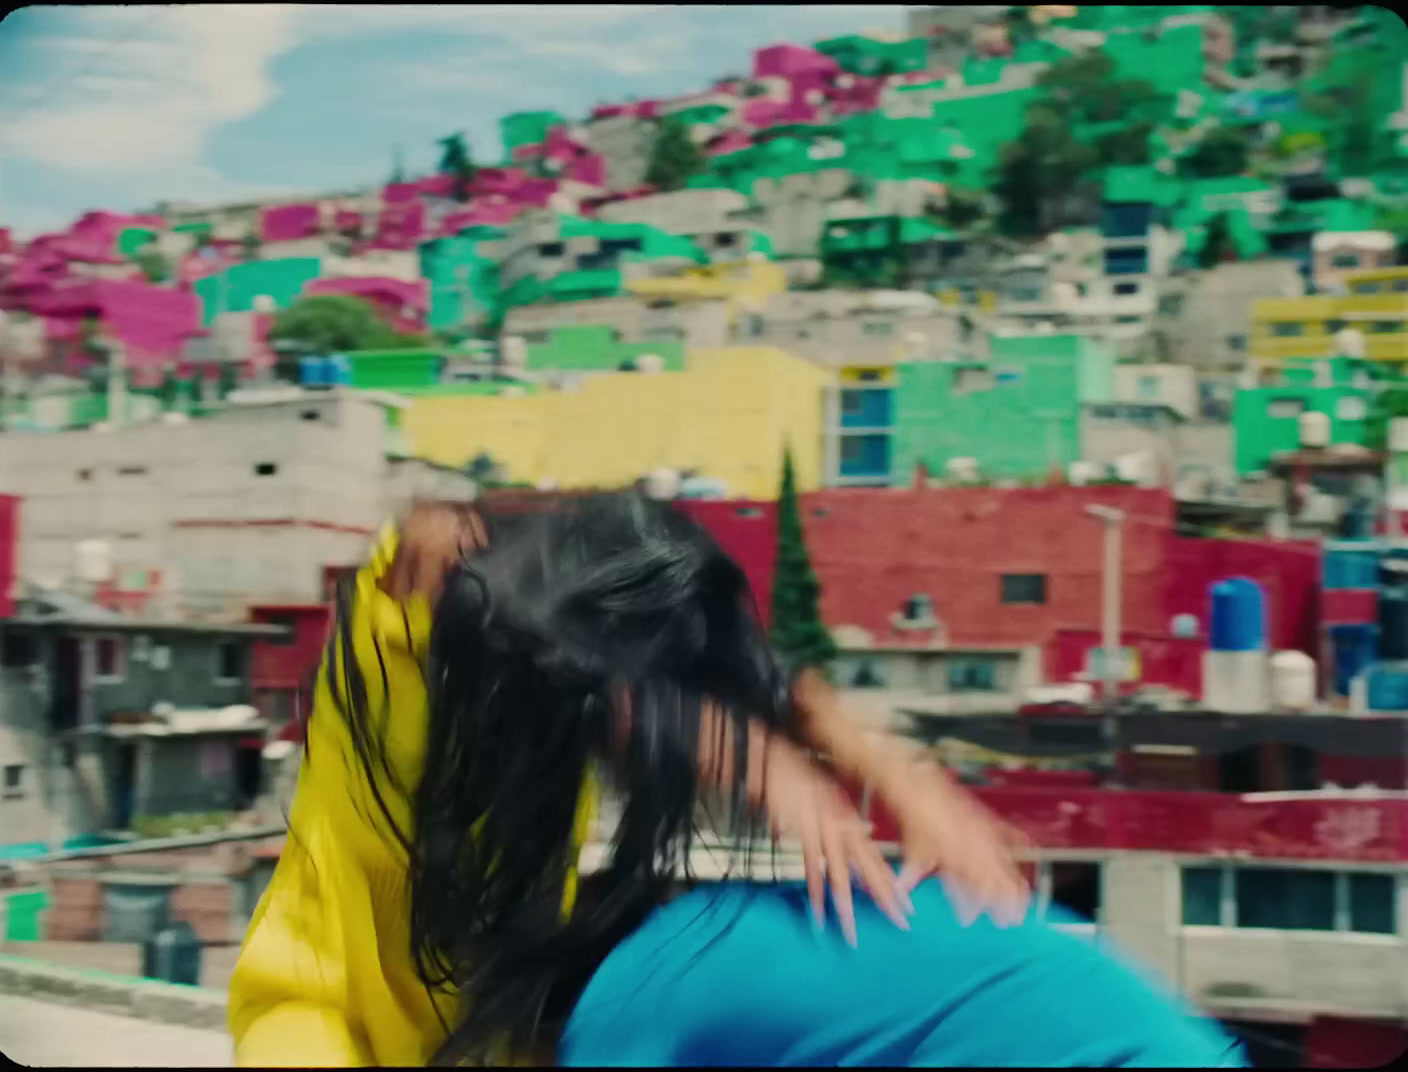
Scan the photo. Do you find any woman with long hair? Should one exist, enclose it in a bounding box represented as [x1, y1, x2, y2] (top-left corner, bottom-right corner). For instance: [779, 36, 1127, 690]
[229, 494, 1244, 1067]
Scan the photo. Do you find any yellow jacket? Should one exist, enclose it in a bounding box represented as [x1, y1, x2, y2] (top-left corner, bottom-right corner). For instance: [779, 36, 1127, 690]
[228, 527, 597, 1066]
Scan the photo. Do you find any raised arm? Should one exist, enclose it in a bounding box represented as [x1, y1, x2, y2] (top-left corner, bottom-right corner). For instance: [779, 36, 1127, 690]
[791, 668, 1031, 926]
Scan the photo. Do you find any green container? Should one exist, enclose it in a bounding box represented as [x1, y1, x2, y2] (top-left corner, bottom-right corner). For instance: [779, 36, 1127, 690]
[3, 888, 51, 942]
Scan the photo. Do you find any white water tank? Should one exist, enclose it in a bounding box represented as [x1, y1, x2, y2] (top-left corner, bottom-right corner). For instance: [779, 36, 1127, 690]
[643, 468, 680, 500]
[1298, 410, 1331, 448]
[634, 353, 666, 374]
[74, 539, 114, 584]
[1335, 327, 1366, 359]
[1270, 650, 1317, 711]
[500, 336, 527, 371]
[1203, 650, 1269, 714]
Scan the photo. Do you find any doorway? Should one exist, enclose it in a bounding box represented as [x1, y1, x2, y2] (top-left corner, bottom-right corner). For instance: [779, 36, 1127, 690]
[234, 743, 264, 810]
[51, 636, 82, 732]
[112, 742, 138, 829]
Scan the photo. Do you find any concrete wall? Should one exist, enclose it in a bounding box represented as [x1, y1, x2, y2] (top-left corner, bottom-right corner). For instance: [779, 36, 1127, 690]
[503, 294, 733, 351]
[1157, 261, 1306, 371]
[581, 114, 654, 191]
[0, 393, 401, 613]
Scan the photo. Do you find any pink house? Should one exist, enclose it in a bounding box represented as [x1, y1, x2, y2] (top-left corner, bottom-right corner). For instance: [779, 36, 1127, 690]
[751, 43, 839, 80]
[333, 209, 365, 236]
[26, 279, 200, 384]
[371, 199, 426, 250]
[260, 203, 321, 243]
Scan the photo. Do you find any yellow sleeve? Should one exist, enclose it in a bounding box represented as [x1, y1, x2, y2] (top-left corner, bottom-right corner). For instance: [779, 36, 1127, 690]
[228, 524, 599, 1067]
[229, 525, 438, 1067]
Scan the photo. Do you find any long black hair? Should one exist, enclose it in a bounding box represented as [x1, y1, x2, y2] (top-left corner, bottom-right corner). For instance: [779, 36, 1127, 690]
[323, 490, 799, 1064]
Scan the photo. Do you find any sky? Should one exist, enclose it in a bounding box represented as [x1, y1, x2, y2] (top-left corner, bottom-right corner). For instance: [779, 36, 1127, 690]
[0, 4, 909, 238]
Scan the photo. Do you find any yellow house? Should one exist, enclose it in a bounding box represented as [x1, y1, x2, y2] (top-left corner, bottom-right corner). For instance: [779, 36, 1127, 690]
[403, 345, 829, 499]
[625, 259, 787, 322]
[1252, 266, 1408, 367]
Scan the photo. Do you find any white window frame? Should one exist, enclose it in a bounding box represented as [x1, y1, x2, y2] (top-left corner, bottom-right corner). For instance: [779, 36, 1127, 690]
[1178, 862, 1399, 938]
[92, 634, 127, 684]
[2, 763, 25, 800]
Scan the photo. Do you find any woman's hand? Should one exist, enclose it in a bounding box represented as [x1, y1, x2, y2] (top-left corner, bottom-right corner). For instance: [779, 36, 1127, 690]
[791, 670, 1030, 927]
[759, 733, 913, 948]
[872, 744, 1031, 927]
[383, 501, 487, 602]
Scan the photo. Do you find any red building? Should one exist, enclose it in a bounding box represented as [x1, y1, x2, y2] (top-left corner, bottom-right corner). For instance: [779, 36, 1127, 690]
[248, 603, 332, 737]
[798, 486, 1321, 697]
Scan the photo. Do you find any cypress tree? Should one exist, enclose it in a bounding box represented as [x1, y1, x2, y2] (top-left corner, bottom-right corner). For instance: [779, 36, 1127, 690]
[769, 447, 837, 671]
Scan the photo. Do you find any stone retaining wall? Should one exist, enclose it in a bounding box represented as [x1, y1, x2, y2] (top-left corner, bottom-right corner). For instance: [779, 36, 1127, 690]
[0, 954, 228, 1030]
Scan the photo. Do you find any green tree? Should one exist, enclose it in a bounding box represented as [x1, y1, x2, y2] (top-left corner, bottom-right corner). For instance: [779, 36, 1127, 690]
[158, 365, 182, 408]
[132, 249, 171, 284]
[769, 447, 836, 671]
[940, 187, 987, 231]
[268, 294, 428, 356]
[992, 106, 1099, 237]
[1180, 126, 1252, 179]
[436, 132, 477, 203]
[644, 117, 706, 192]
[1197, 211, 1237, 270]
[1365, 382, 1408, 451]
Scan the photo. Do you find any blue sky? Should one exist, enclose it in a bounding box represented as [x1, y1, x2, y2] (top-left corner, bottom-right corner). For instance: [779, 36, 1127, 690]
[0, 4, 907, 238]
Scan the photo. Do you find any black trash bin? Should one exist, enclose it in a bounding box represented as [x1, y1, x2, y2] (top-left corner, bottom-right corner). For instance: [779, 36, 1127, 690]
[141, 920, 202, 986]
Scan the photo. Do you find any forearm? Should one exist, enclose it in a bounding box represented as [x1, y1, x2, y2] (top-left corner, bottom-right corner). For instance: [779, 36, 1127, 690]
[791, 669, 939, 793]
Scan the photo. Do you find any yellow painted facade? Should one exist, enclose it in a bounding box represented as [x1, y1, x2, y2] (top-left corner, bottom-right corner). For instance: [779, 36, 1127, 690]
[1251, 266, 1408, 366]
[624, 260, 787, 319]
[403, 345, 830, 499]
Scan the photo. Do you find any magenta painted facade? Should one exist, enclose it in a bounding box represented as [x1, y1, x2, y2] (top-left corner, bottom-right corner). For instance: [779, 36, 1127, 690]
[260, 203, 321, 243]
[752, 43, 840, 80]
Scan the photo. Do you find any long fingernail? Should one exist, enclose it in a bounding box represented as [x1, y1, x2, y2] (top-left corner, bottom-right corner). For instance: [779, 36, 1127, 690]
[812, 907, 826, 935]
[900, 889, 917, 917]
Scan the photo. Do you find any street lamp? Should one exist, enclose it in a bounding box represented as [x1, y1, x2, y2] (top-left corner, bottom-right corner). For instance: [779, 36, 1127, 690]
[1085, 503, 1126, 781]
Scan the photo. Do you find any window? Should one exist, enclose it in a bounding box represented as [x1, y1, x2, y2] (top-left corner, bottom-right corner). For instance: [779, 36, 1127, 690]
[1393, 278, 1408, 293]
[537, 242, 565, 258]
[1347, 872, 1396, 935]
[714, 232, 737, 249]
[1181, 866, 1223, 926]
[1181, 865, 1397, 934]
[862, 321, 894, 336]
[850, 659, 886, 688]
[1270, 322, 1304, 337]
[1000, 573, 1047, 605]
[1325, 318, 1347, 335]
[300, 409, 321, 422]
[1, 764, 23, 800]
[115, 466, 148, 477]
[1, 631, 37, 669]
[1113, 281, 1140, 297]
[1331, 252, 1361, 269]
[1368, 320, 1406, 334]
[1336, 397, 1367, 421]
[947, 656, 997, 692]
[1225, 334, 1247, 352]
[94, 635, 125, 682]
[260, 612, 298, 646]
[216, 640, 247, 683]
[993, 366, 1023, 387]
[254, 462, 278, 477]
[953, 367, 994, 394]
[1046, 861, 1102, 923]
[1267, 398, 1306, 419]
[1137, 374, 1160, 400]
[1009, 286, 1043, 303]
[902, 594, 934, 623]
[1237, 867, 1335, 930]
[1351, 281, 1383, 295]
[77, 468, 93, 482]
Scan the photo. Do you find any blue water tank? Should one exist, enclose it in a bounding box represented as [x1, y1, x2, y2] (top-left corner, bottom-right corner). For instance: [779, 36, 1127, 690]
[1208, 577, 1267, 652]
[326, 354, 351, 387]
[1365, 663, 1408, 712]
[1329, 623, 1378, 697]
[298, 356, 327, 387]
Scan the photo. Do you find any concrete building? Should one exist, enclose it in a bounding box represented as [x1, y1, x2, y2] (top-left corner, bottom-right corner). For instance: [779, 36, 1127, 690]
[1311, 231, 1397, 295]
[402, 345, 829, 499]
[503, 294, 733, 352]
[744, 288, 984, 370]
[1153, 260, 1307, 372]
[0, 389, 474, 618]
[1080, 403, 1234, 488]
[0, 587, 280, 847]
[580, 113, 655, 191]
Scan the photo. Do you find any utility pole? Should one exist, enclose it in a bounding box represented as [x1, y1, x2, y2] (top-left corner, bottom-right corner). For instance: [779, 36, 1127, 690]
[1085, 503, 1126, 780]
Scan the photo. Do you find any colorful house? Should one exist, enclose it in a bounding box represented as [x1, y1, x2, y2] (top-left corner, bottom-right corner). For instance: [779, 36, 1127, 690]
[402, 345, 828, 499]
[1251, 266, 1408, 368]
